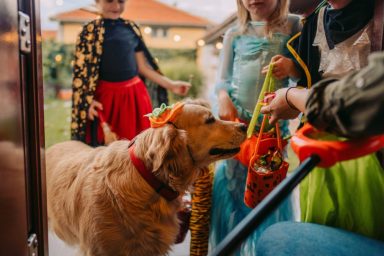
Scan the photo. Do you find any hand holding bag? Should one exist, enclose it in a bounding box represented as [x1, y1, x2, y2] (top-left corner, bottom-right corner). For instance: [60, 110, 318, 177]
[235, 63, 287, 167]
[234, 63, 289, 208]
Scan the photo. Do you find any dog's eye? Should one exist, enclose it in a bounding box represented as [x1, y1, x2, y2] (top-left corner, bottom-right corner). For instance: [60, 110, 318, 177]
[205, 116, 215, 124]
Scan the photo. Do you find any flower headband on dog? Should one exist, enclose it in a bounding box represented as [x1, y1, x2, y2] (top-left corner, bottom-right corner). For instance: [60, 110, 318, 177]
[145, 102, 184, 128]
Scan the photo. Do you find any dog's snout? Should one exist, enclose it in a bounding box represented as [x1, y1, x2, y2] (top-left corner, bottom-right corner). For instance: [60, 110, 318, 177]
[238, 123, 247, 132]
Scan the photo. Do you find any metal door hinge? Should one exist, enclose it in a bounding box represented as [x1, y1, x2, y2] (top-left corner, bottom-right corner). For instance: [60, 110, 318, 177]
[28, 233, 38, 256]
[18, 11, 31, 54]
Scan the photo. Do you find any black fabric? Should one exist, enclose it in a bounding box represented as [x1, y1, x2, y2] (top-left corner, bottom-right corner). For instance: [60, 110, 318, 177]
[71, 19, 104, 142]
[71, 18, 168, 142]
[99, 18, 144, 82]
[291, 0, 374, 88]
[291, 11, 322, 87]
[90, 119, 101, 147]
[324, 0, 374, 49]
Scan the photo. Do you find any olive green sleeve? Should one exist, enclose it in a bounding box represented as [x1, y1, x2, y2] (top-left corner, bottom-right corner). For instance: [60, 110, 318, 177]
[305, 52, 384, 138]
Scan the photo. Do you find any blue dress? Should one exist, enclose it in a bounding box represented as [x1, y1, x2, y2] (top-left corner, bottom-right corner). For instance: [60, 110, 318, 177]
[210, 16, 301, 255]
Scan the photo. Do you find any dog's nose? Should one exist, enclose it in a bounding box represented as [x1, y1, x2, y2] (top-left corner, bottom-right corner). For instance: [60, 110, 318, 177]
[238, 123, 247, 132]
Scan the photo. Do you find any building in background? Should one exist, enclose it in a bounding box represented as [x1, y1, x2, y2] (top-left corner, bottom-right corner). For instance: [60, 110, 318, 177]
[50, 0, 213, 49]
[196, 13, 236, 99]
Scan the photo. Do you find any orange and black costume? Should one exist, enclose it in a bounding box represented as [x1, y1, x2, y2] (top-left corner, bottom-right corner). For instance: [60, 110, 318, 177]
[70, 18, 167, 142]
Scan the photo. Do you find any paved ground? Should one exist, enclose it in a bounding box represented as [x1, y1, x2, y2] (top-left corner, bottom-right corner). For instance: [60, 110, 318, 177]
[48, 230, 191, 256]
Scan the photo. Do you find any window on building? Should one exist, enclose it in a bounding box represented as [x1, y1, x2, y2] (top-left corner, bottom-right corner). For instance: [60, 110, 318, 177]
[150, 27, 168, 38]
[161, 28, 168, 37]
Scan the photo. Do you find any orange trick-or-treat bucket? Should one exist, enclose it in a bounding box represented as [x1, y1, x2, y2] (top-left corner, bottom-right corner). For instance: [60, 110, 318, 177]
[244, 115, 289, 208]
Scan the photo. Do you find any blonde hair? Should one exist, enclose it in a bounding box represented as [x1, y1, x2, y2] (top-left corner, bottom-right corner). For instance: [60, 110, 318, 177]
[236, 0, 290, 35]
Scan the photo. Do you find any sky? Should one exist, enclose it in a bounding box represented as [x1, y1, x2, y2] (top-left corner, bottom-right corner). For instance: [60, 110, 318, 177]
[40, 0, 237, 29]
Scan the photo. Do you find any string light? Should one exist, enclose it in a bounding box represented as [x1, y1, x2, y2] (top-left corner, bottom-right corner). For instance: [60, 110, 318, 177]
[55, 54, 63, 63]
[197, 39, 205, 47]
[143, 26, 152, 34]
[215, 42, 223, 50]
[173, 34, 181, 42]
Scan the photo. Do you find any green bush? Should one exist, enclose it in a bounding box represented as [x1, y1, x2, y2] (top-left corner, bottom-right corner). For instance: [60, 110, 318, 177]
[149, 48, 203, 102]
[42, 40, 74, 98]
[150, 48, 196, 62]
[42, 42, 203, 102]
[159, 57, 203, 102]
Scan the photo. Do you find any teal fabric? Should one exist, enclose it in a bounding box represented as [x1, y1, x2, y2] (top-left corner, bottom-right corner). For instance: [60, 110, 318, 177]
[210, 160, 295, 256]
[216, 21, 290, 126]
[300, 153, 384, 241]
[210, 16, 301, 255]
[216, 22, 292, 134]
[230, 32, 288, 120]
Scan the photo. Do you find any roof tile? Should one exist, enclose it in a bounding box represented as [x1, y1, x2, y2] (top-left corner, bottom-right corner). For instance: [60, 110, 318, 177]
[51, 0, 212, 27]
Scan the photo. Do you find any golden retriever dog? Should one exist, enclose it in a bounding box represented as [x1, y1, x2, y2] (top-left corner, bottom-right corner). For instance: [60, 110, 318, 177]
[46, 101, 246, 256]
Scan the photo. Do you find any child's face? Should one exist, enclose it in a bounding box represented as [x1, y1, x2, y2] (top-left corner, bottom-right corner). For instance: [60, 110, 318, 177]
[96, 0, 126, 19]
[241, 0, 278, 21]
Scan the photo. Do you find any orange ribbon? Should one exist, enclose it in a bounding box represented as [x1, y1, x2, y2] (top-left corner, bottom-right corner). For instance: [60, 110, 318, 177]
[146, 102, 185, 128]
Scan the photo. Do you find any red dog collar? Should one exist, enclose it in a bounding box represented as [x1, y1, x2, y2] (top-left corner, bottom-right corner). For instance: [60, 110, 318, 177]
[128, 144, 179, 201]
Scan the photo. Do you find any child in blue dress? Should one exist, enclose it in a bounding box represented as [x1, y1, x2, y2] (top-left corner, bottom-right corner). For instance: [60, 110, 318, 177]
[209, 0, 301, 254]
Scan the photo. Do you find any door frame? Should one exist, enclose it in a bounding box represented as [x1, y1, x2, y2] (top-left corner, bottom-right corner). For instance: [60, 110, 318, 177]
[20, 0, 48, 254]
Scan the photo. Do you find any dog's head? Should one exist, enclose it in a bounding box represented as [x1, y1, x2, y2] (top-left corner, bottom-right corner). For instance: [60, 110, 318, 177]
[135, 100, 246, 191]
[171, 101, 247, 167]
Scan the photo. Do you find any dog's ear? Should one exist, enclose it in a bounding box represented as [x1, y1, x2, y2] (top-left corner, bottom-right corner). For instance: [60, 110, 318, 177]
[146, 125, 187, 172]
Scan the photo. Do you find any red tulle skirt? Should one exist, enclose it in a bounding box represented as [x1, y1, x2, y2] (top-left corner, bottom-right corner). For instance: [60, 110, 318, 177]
[86, 76, 152, 145]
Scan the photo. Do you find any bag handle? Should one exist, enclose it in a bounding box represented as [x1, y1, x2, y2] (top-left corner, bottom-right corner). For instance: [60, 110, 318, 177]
[247, 63, 275, 138]
[248, 115, 283, 173]
[254, 115, 283, 155]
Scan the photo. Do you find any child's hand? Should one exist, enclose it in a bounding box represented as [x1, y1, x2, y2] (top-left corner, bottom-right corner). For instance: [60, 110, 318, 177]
[260, 88, 300, 124]
[262, 55, 299, 80]
[88, 100, 103, 121]
[170, 81, 191, 96]
[218, 90, 238, 121]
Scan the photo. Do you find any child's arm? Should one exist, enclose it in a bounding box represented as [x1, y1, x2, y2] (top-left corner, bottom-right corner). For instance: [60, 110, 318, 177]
[216, 28, 238, 121]
[260, 87, 305, 124]
[135, 52, 191, 96]
[218, 89, 237, 121]
[88, 100, 103, 121]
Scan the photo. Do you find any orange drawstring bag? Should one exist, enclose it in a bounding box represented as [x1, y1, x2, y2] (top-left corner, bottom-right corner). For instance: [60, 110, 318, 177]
[244, 114, 289, 208]
[234, 123, 277, 167]
[231, 63, 289, 208]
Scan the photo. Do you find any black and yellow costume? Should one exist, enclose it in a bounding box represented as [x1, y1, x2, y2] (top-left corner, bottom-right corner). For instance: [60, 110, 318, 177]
[287, 0, 375, 88]
[70, 18, 167, 142]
